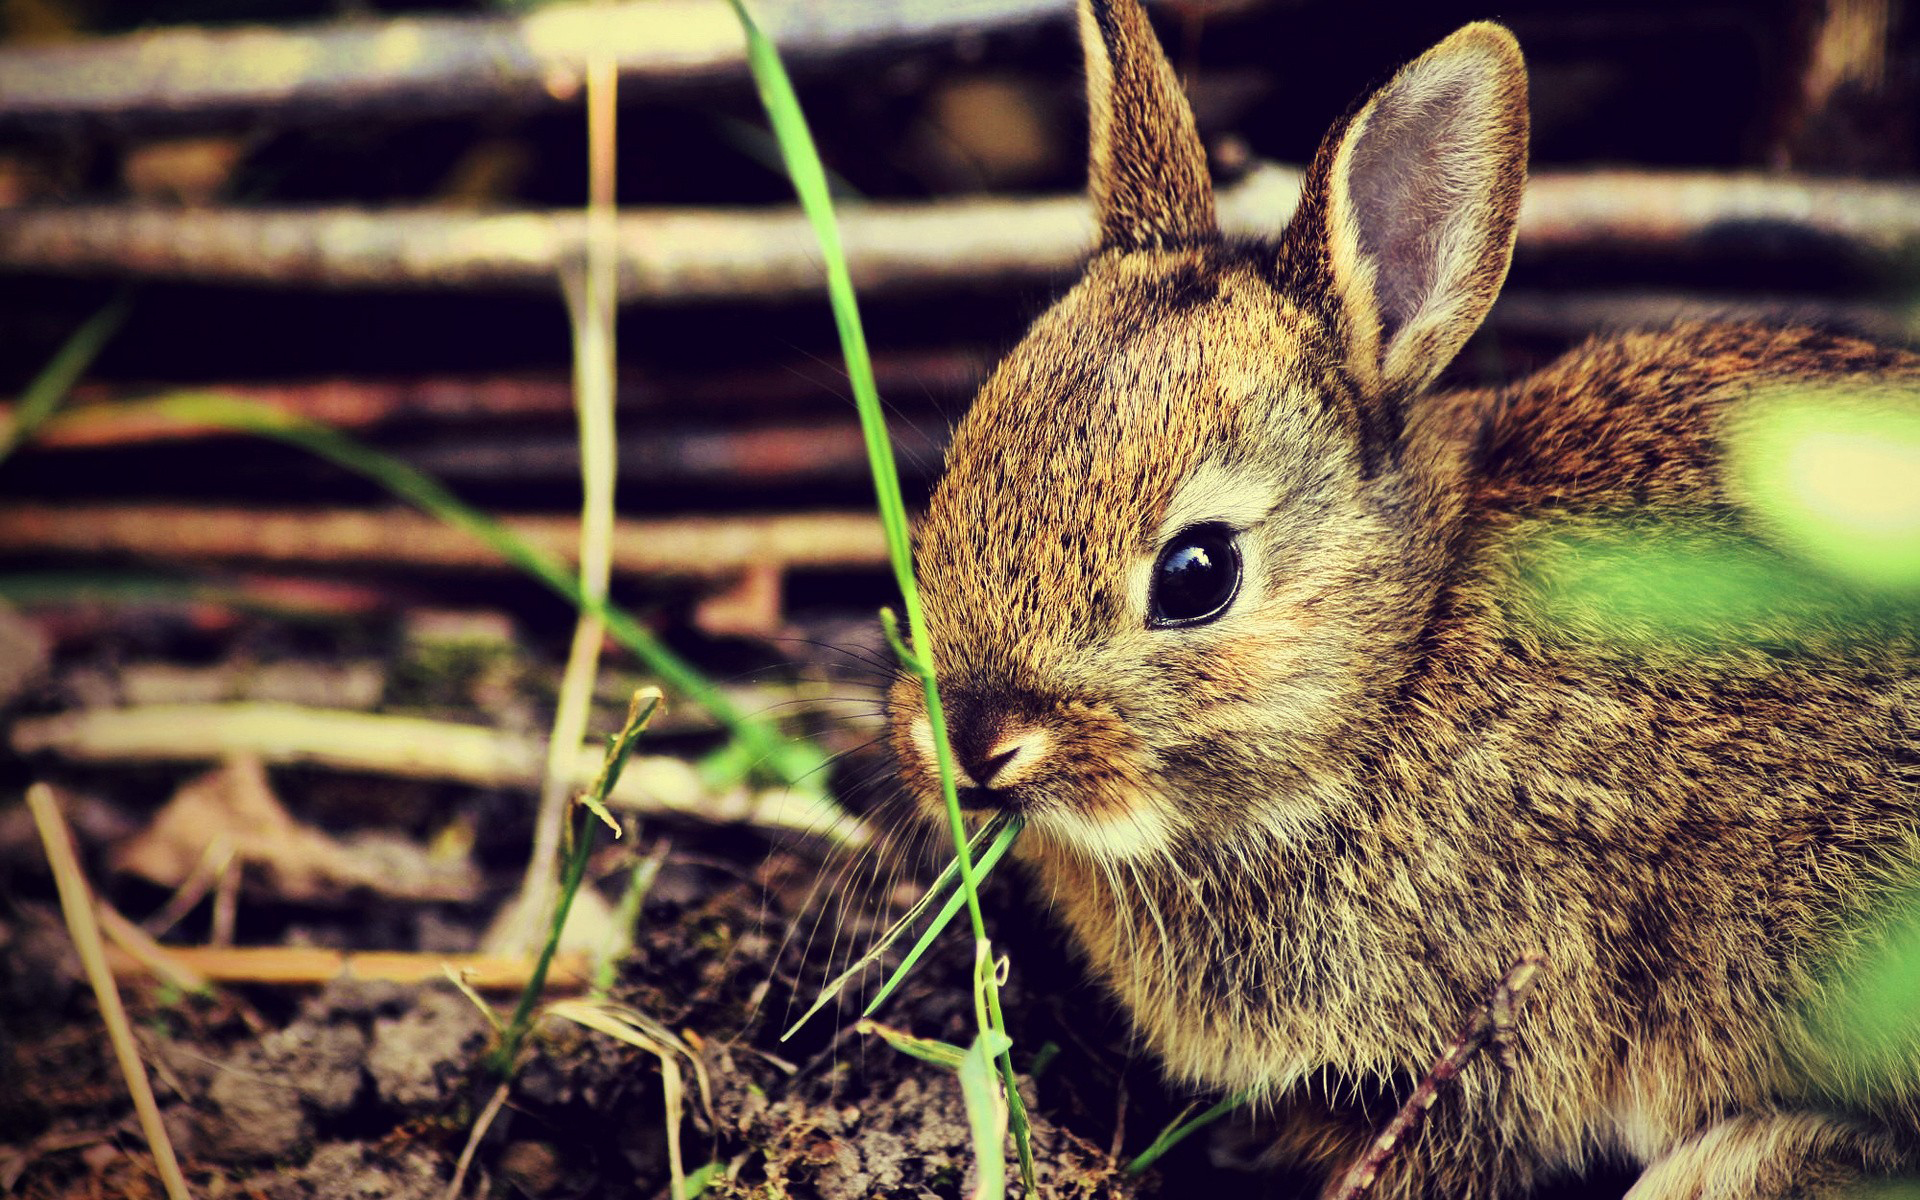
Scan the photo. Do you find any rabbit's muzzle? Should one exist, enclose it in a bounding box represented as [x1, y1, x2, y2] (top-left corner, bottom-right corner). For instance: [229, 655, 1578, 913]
[889, 678, 1176, 859]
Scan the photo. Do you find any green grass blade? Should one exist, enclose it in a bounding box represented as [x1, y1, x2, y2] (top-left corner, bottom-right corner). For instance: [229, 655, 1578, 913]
[683, 1161, 726, 1198]
[77, 391, 827, 789]
[491, 689, 662, 1075]
[725, 2, 1033, 1183]
[862, 816, 1023, 1019]
[780, 814, 1010, 1042]
[855, 1018, 968, 1071]
[959, 1024, 1015, 1200]
[1124, 1088, 1254, 1175]
[960, 945, 1015, 1200]
[0, 292, 133, 465]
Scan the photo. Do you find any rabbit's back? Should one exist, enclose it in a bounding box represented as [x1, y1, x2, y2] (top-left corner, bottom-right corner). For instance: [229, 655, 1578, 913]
[1358, 321, 1920, 1188]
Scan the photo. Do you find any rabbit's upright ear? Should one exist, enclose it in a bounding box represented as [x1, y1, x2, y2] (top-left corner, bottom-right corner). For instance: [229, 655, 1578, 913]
[1286, 23, 1528, 407]
[1082, 0, 1217, 250]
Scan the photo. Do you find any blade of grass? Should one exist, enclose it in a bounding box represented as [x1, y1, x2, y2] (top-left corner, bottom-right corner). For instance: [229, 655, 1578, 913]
[596, 838, 670, 997]
[959, 1026, 1014, 1200]
[960, 942, 1015, 1200]
[86, 391, 825, 789]
[861, 815, 1023, 1018]
[725, 3, 1032, 1182]
[490, 688, 661, 1075]
[544, 998, 707, 1200]
[0, 291, 132, 466]
[781, 812, 1011, 1041]
[855, 1017, 968, 1070]
[1124, 1088, 1254, 1175]
[683, 1161, 726, 1198]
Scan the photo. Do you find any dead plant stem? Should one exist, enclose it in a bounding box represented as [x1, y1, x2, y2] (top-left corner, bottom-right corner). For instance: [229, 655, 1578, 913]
[26, 784, 193, 1200]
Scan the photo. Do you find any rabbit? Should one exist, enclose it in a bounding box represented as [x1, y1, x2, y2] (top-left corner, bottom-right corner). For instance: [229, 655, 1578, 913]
[884, 1, 1920, 1197]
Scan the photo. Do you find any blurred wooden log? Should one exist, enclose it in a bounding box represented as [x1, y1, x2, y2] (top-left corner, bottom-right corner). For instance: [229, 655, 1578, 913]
[0, 504, 887, 577]
[20, 406, 950, 486]
[3, 167, 1915, 298]
[99, 943, 592, 992]
[11, 703, 871, 846]
[0, 352, 983, 451]
[0, 0, 1076, 132]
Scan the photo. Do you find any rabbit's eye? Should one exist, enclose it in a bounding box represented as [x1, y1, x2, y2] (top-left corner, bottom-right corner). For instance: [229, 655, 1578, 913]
[1149, 523, 1241, 627]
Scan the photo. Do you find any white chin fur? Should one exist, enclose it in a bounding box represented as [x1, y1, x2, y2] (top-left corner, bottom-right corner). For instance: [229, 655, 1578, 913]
[1029, 798, 1176, 863]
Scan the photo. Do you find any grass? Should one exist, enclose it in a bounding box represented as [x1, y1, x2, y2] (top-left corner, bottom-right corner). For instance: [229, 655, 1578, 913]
[0, 291, 132, 465]
[724, 0, 1034, 1185]
[487, 686, 663, 1075]
[1125, 1090, 1255, 1175]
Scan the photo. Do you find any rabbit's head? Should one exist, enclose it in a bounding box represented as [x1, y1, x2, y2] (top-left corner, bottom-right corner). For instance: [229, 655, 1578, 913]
[890, 1, 1529, 863]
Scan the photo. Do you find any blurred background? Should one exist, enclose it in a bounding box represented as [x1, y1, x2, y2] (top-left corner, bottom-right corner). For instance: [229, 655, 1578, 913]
[0, 0, 1916, 663]
[0, 4, 1917, 1196]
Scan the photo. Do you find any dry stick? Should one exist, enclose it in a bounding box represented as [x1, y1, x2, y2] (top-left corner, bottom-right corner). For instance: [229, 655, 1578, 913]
[5, 350, 983, 450]
[0, 503, 888, 578]
[3, 169, 1915, 299]
[1328, 952, 1546, 1200]
[100, 944, 591, 991]
[445, 1080, 512, 1200]
[0, 0, 1073, 130]
[506, 0, 622, 959]
[93, 901, 210, 994]
[10, 704, 871, 846]
[24, 784, 193, 1200]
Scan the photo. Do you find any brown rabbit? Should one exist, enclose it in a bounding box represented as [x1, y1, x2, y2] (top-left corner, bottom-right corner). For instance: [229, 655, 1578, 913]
[886, 2, 1920, 1197]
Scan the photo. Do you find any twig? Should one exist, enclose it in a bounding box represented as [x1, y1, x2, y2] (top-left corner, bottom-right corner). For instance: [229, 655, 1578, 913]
[25, 784, 193, 1200]
[503, 0, 623, 960]
[101, 944, 592, 991]
[3, 169, 1913, 299]
[0, 503, 886, 577]
[1327, 952, 1546, 1200]
[12, 703, 871, 846]
[93, 901, 210, 994]
[5, 353, 981, 449]
[1487, 289, 1915, 346]
[444, 1080, 511, 1200]
[0, 0, 1075, 132]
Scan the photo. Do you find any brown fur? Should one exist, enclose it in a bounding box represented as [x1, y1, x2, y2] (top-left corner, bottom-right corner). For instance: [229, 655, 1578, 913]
[887, 3, 1920, 1195]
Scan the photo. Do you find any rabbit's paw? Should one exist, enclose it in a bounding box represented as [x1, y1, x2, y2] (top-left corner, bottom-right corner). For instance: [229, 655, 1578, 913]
[1626, 1112, 1915, 1200]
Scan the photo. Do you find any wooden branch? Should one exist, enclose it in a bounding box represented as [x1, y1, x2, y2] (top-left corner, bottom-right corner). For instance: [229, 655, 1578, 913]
[0, 503, 886, 578]
[0, 351, 983, 451]
[26, 784, 192, 1200]
[2, 168, 1912, 300]
[1328, 953, 1546, 1200]
[100, 943, 592, 992]
[11, 702, 871, 846]
[0, 0, 1075, 132]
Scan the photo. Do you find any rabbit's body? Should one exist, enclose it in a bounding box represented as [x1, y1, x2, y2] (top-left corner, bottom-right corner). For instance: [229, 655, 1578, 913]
[1033, 318, 1920, 1196]
[887, 5, 1920, 1195]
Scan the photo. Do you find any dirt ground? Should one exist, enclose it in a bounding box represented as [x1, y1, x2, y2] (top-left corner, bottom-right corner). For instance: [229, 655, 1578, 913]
[0, 605, 1275, 1200]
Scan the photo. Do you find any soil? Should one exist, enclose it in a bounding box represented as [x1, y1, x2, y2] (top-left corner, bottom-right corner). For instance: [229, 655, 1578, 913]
[0, 595, 1655, 1200]
[0, 608, 1266, 1200]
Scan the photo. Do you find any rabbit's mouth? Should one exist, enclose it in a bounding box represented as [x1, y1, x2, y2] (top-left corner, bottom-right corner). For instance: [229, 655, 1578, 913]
[954, 782, 1028, 815]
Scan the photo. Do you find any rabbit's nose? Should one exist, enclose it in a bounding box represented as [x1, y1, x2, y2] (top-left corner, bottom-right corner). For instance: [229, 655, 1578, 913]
[961, 741, 1023, 790]
[942, 688, 1050, 797]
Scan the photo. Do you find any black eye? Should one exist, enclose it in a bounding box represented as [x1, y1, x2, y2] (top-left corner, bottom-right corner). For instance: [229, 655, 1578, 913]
[1149, 523, 1242, 627]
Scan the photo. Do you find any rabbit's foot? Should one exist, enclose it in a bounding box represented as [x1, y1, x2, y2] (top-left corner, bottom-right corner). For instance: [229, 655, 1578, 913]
[1626, 1111, 1914, 1200]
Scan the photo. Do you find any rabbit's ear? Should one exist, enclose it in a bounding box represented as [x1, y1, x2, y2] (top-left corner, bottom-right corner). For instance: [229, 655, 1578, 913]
[1081, 0, 1217, 250]
[1287, 23, 1528, 407]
